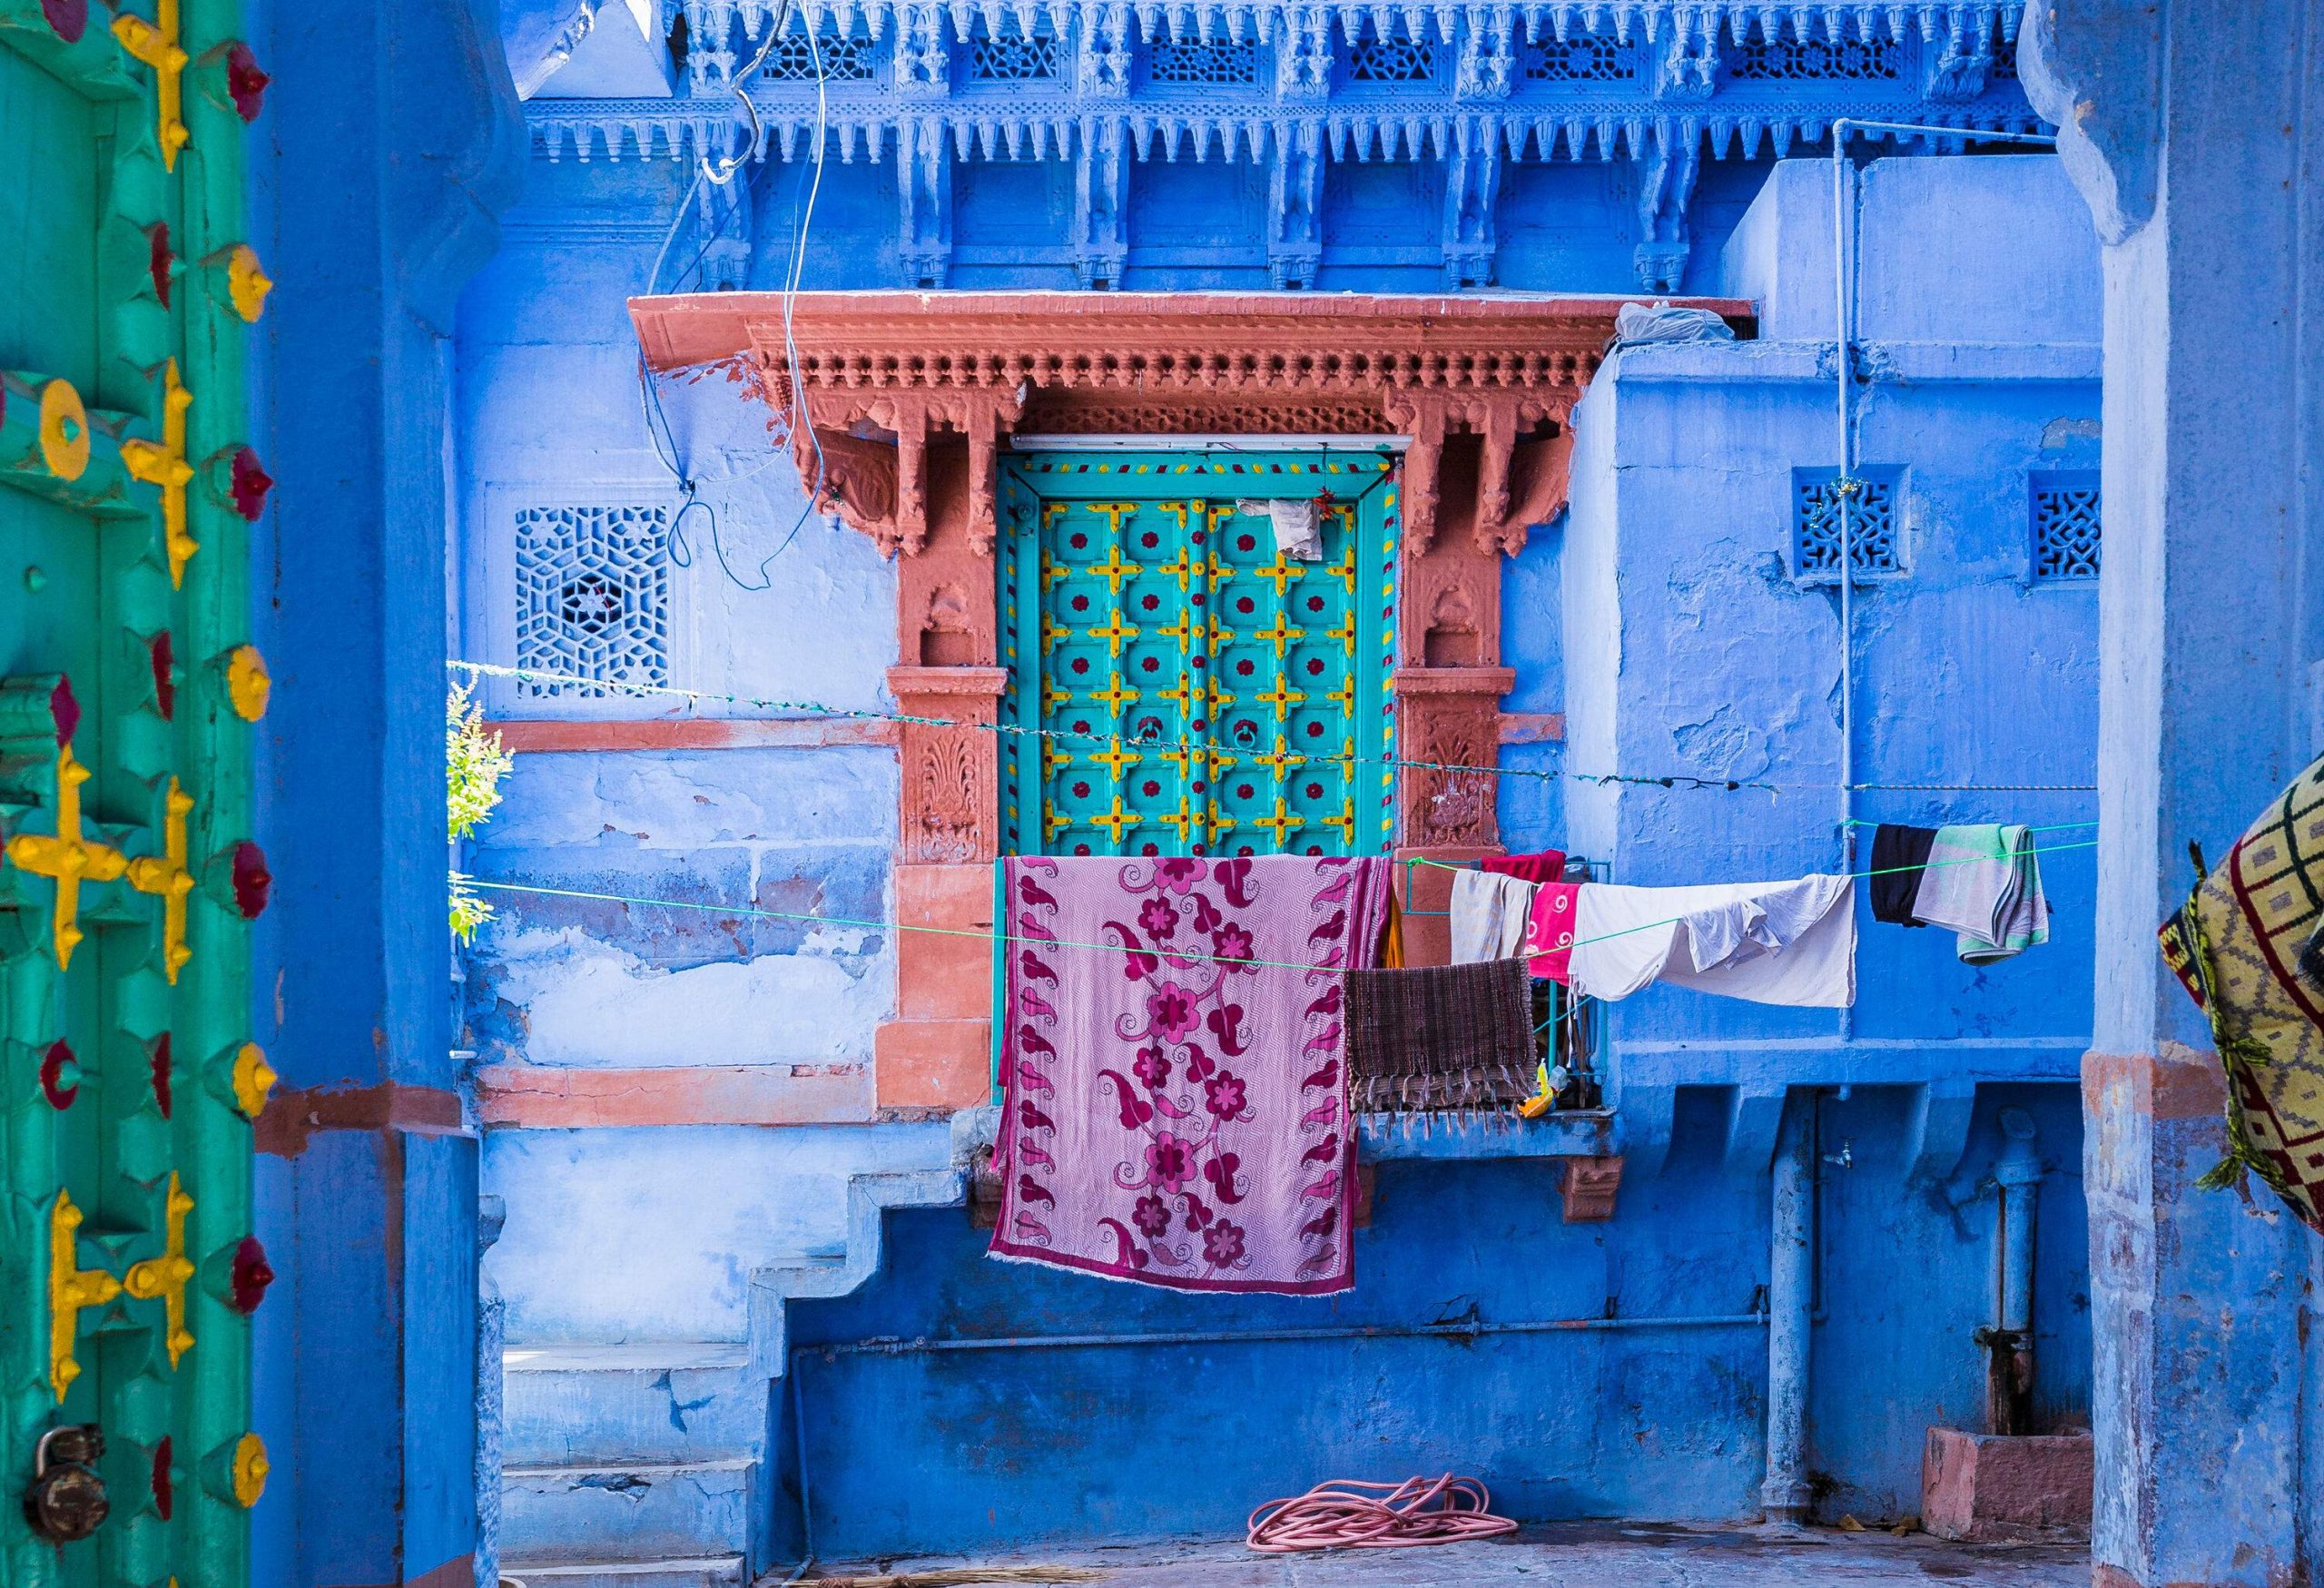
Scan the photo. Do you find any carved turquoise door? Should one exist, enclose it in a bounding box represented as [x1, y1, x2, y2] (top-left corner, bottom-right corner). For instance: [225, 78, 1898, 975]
[2, 1, 271, 1583]
[999, 449, 1398, 857]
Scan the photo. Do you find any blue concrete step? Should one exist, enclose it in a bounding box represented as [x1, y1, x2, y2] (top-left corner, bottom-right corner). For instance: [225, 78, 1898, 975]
[500, 1458, 755, 1564]
[502, 1343, 761, 1467]
[496, 1555, 746, 1588]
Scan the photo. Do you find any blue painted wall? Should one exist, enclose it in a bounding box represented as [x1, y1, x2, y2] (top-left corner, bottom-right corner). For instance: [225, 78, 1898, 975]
[251, 0, 522, 1579]
[455, 8, 2102, 1562]
[776, 1083, 2090, 1559]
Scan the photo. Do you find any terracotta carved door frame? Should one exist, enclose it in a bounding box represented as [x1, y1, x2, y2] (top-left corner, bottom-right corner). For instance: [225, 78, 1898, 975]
[626, 291, 1753, 1109]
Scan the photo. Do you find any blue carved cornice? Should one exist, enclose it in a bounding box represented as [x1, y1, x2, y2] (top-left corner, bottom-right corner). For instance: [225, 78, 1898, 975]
[522, 0, 2045, 288]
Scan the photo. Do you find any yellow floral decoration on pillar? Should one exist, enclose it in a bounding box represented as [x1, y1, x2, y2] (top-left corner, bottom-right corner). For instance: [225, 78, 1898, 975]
[231, 1042, 277, 1119]
[225, 244, 272, 321]
[227, 645, 271, 721]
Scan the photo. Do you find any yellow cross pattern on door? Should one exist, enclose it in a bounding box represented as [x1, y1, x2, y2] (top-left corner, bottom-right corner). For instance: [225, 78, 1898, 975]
[5, 743, 129, 971]
[126, 776, 198, 984]
[1001, 452, 1396, 858]
[1086, 614, 1139, 656]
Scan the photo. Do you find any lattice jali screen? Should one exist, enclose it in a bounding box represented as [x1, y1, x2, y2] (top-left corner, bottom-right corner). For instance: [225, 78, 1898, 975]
[1792, 467, 1904, 581]
[761, 32, 879, 80]
[1730, 35, 1900, 79]
[514, 504, 672, 695]
[2030, 469, 2102, 581]
[1523, 35, 1640, 80]
[1347, 35, 1436, 82]
[969, 21, 1063, 81]
[1148, 36, 1260, 84]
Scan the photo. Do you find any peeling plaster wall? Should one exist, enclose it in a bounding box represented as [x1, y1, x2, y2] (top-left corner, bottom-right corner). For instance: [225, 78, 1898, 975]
[486, 1124, 949, 1341]
[454, 152, 918, 1346]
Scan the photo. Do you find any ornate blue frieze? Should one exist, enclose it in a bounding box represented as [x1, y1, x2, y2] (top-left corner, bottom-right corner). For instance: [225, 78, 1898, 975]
[531, 1, 2040, 289]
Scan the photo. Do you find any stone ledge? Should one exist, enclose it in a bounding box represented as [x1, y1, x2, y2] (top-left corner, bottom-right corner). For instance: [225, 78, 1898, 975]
[1922, 1427, 2093, 1543]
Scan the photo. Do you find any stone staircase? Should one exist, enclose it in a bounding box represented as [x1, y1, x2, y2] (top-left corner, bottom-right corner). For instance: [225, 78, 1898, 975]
[494, 1170, 965, 1586]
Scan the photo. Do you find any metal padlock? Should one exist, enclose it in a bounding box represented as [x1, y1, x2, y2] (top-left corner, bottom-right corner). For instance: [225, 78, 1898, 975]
[25, 1425, 108, 1543]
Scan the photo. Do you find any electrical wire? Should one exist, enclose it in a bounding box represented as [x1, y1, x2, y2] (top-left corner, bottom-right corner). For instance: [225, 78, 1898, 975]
[635, 1, 828, 593]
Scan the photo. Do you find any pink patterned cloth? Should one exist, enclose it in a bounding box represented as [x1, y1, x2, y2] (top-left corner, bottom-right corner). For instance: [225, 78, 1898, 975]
[1524, 881, 1581, 983]
[991, 854, 1392, 1295]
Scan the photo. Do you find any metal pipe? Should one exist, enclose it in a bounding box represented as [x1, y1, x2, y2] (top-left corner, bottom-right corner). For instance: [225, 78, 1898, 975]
[791, 1312, 1768, 1362]
[1984, 1105, 2043, 1435]
[1830, 124, 1857, 874]
[1824, 116, 2057, 1041]
[1761, 1095, 1815, 1525]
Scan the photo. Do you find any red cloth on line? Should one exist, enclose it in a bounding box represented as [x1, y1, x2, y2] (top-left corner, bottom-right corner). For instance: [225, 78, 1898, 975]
[1523, 882, 1581, 984]
[1483, 848, 1568, 885]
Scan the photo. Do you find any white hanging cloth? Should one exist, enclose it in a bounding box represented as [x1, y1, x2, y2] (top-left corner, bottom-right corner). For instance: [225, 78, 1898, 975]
[1569, 874, 1856, 1008]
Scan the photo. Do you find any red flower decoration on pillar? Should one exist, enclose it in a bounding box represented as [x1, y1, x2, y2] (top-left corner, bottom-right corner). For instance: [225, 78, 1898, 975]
[231, 842, 271, 918]
[229, 447, 273, 520]
[41, 0, 85, 43]
[149, 222, 173, 307]
[152, 1436, 173, 1521]
[151, 1032, 172, 1119]
[49, 675, 78, 746]
[150, 630, 176, 719]
[39, 1041, 76, 1110]
[225, 42, 270, 122]
[230, 1238, 274, 1314]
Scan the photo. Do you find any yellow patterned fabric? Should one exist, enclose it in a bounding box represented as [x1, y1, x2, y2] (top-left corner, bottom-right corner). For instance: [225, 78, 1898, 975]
[2159, 752, 2324, 1230]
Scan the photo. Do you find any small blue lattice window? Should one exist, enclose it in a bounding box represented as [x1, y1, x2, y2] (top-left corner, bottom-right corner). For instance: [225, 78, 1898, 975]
[1523, 35, 1640, 81]
[1730, 35, 1899, 80]
[1147, 37, 1259, 84]
[1792, 467, 1905, 581]
[1347, 35, 1436, 83]
[2030, 469, 2102, 581]
[969, 20, 1061, 81]
[515, 504, 671, 696]
[1988, 35, 2019, 79]
[760, 32, 878, 81]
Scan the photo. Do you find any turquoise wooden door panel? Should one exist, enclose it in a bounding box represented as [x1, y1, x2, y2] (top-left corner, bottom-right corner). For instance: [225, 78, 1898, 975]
[3, 3, 270, 1584]
[1000, 449, 1398, 858]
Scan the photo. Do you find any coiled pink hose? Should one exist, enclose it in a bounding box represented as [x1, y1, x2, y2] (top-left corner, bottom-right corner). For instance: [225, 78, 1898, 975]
[1246, 1475, 1520, 1553]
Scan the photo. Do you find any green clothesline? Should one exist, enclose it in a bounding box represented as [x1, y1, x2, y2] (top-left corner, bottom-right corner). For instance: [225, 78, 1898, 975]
[468, 838, 2097, 973]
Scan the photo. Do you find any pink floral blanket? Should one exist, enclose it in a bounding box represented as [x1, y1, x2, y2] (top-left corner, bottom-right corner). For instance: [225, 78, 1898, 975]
[990, 854, 1391, 1295]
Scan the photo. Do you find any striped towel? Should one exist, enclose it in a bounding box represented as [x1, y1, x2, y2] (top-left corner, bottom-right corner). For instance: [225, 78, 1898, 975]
[1344, 958, 1540, 1113]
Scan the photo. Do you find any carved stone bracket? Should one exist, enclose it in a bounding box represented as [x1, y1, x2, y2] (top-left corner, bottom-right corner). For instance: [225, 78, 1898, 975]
[1392, 666, 1517, 849]
[1384, 386, 1570, 557]
[1561, 1155, 1625, 1222]
[785, 387, 1025, 559]
[888, 665, 1008, 865]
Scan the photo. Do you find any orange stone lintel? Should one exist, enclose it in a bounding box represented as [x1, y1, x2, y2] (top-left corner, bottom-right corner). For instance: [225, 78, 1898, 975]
[491, 717, 900, 754]
[475, 1062, 873, 1128]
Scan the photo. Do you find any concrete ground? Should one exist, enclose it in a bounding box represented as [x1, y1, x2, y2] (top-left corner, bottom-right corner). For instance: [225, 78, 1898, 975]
[800, 1524, 2088, 1585]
